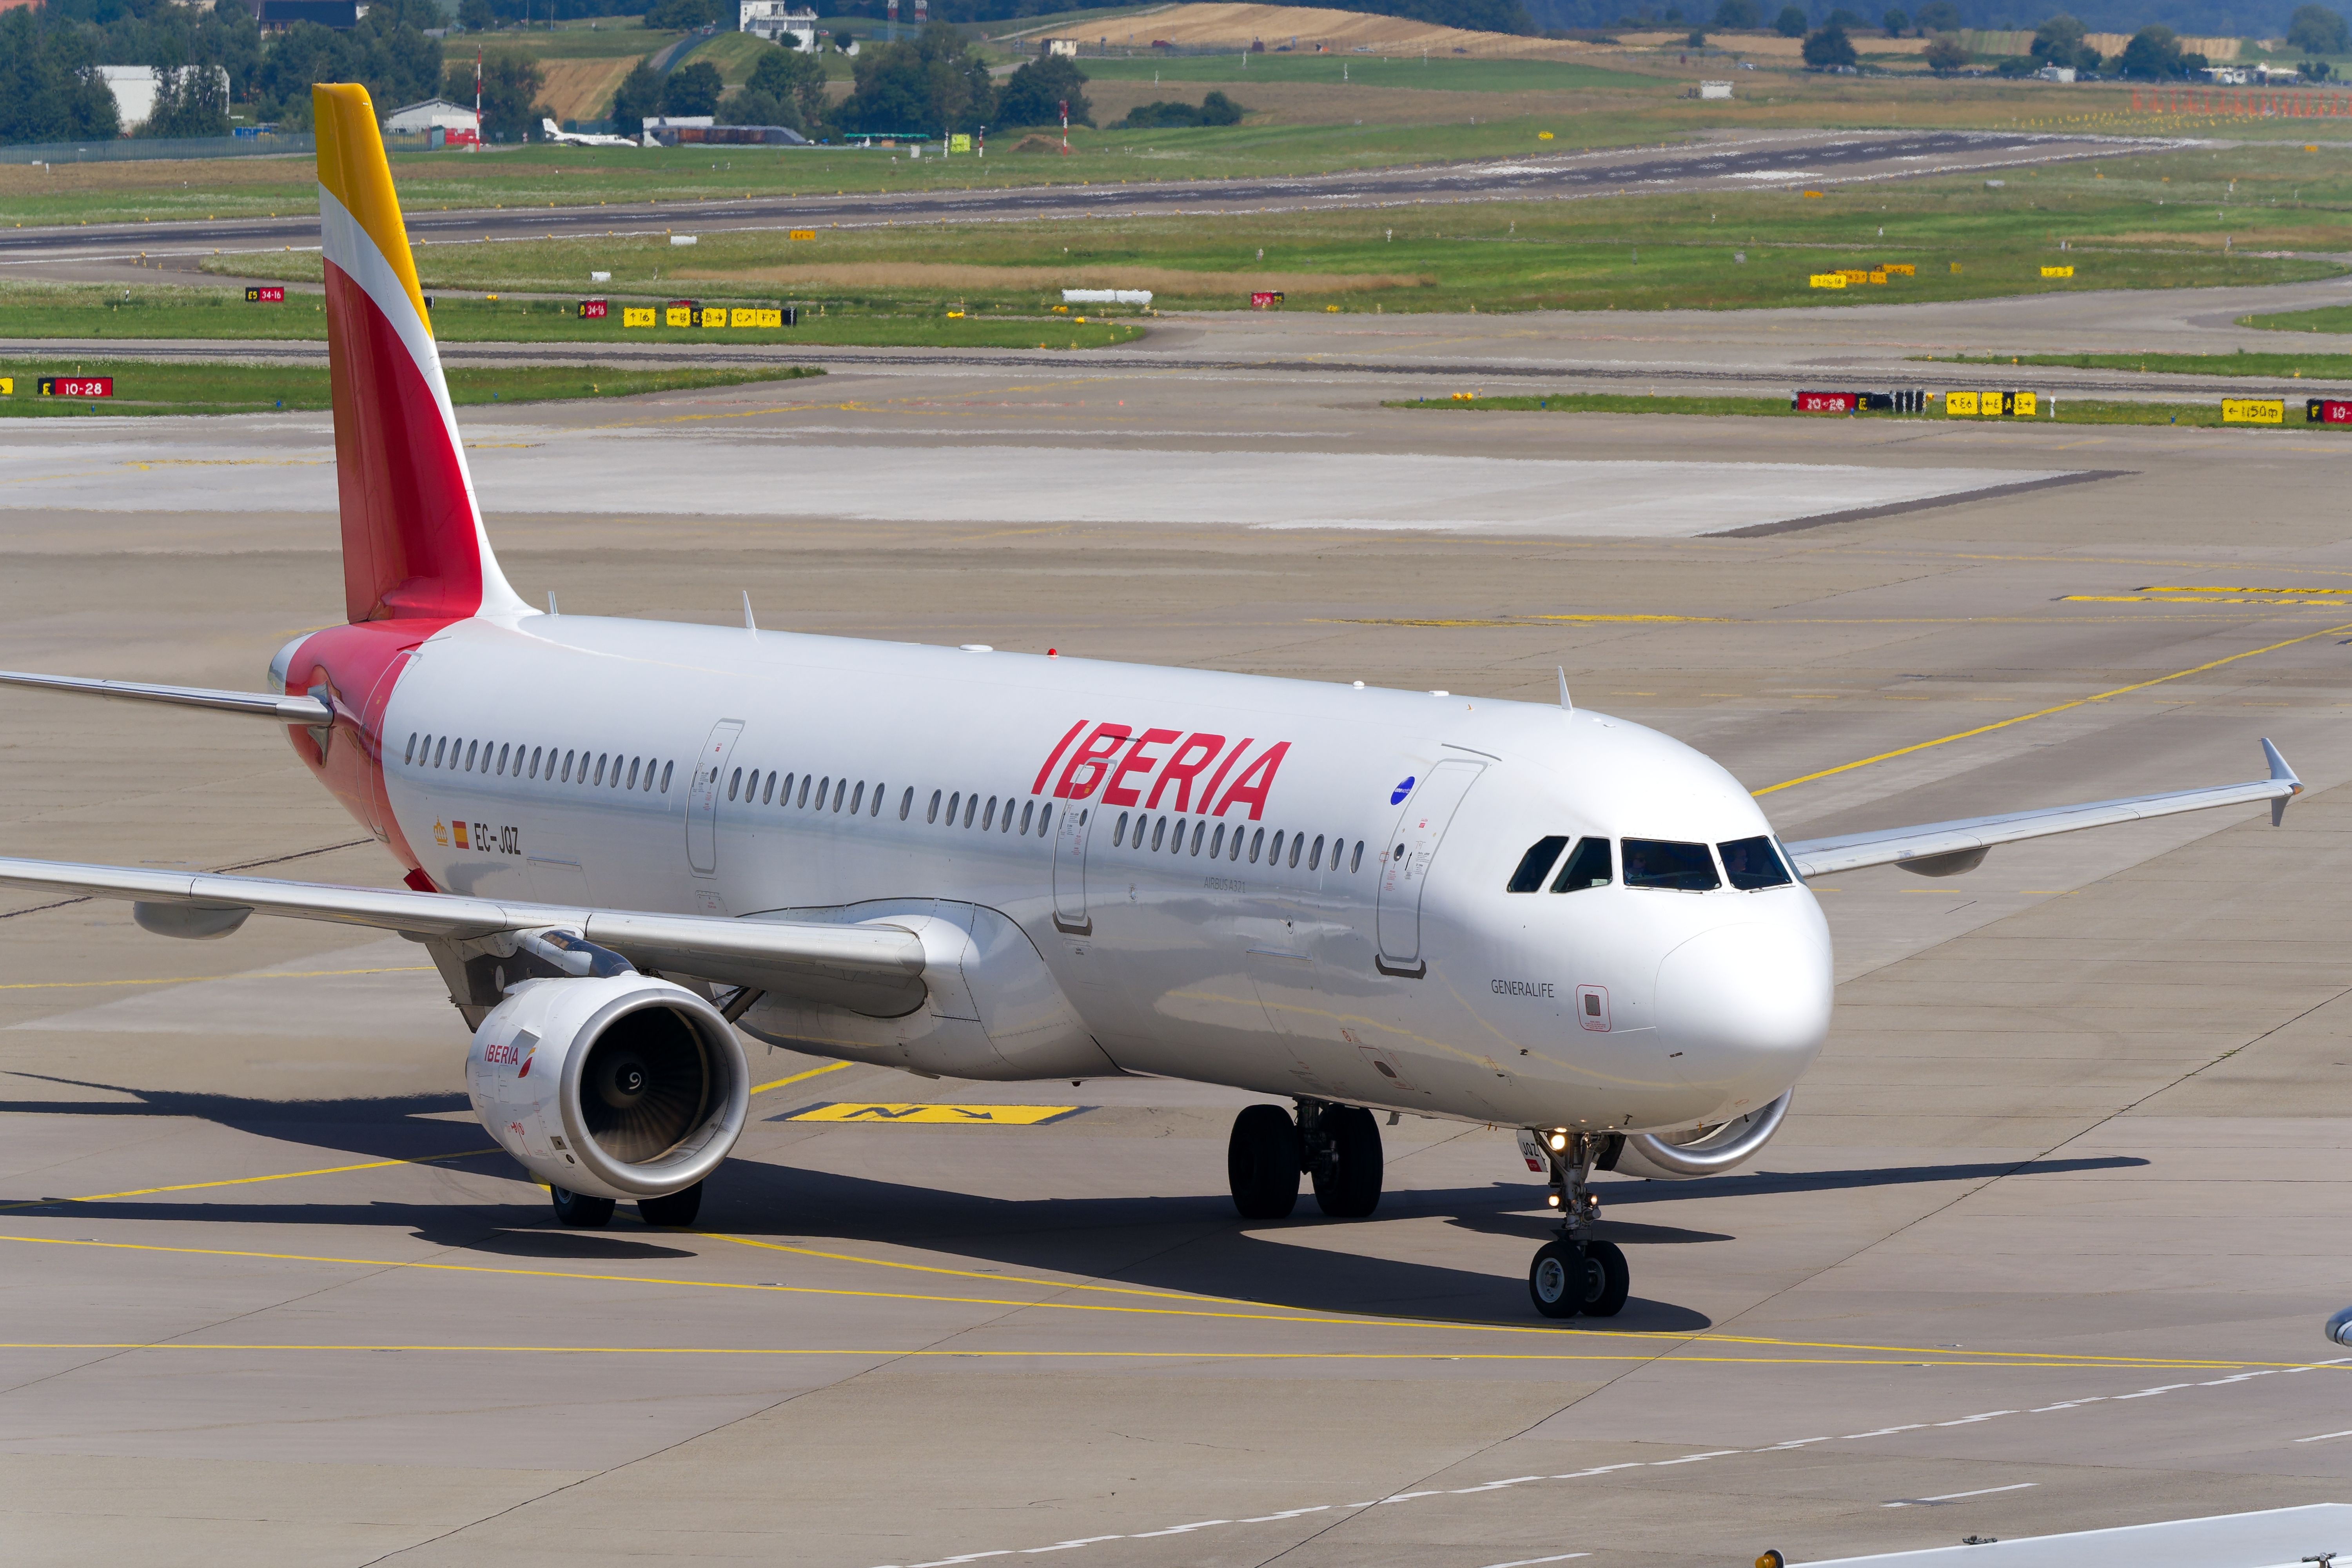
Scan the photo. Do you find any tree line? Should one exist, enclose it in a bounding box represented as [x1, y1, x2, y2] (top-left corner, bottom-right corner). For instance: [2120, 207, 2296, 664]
[588, 25, 1107, 140]
[0, 0, 445, 144]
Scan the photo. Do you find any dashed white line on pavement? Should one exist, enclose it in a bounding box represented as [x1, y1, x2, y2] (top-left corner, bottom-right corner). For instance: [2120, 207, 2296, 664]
[866, 1359, 2352, 1568]
[1477, 1555, 1592, 1567]
[1884, 1483, 2040, 1508]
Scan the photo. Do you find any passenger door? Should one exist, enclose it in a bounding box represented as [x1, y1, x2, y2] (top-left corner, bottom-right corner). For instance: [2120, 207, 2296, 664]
[1375, 759, 1485, 976]
[1052, 803, 1093, 935]
[684, 719, 744, 877]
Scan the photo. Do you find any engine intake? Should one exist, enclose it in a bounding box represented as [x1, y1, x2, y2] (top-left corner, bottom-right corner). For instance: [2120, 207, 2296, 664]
[466, 974, 748, 1201]
[1605, 1091, 1792, 1180]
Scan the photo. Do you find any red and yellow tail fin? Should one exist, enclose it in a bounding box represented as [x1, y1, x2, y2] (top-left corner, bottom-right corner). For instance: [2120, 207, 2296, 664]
[314, 84, 528, 625]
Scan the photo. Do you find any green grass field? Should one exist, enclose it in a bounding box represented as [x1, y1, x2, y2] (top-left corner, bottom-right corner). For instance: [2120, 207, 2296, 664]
[1391, 391, 2336, 428]
[473, 20, 688, 60]
[2236, 303, 2352, 334]
[1926, 348, 2352, 377]
[0, 360, 820, 416]
[0, 284, 1144, 348]
[1078, 54, 1659, 92]
[192, 147, 2347, 318]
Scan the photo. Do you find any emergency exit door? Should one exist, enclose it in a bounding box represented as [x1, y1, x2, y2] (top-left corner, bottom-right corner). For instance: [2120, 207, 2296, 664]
[1375, 759, 1485, 975]
[684, 719, 743, 876]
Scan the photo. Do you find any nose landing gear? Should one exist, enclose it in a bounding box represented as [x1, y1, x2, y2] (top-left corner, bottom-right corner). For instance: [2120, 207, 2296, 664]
[1527, 1131, 1629, 1319]
[1225, 1100, 1385, 1220]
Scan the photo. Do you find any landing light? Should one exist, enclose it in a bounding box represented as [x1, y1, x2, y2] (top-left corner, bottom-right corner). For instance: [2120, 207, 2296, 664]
[1546, 1130, 1569, 1152]
[1546, 1193, 1562, 1207]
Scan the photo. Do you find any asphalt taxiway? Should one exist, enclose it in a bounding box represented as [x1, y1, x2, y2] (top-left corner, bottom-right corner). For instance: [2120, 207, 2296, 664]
[2, 325, 2351, 1566]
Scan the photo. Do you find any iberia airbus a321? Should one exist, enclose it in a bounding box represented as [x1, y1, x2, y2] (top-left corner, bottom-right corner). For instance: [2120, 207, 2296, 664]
[0, 88, 2307, 1319]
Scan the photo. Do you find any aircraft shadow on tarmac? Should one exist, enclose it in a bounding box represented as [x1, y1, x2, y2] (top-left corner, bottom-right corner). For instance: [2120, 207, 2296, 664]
[0, 1072, 2144, 1332]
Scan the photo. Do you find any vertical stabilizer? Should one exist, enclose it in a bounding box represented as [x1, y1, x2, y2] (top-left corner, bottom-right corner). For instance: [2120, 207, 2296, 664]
[313, 84, 529, 624]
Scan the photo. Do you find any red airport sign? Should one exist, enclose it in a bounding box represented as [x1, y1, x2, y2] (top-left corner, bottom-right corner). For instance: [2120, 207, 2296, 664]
[2308, 398, 2352, 423]
[579, 298, 608, 318]
[1793, 390, 1860, 412]
[245, 286, 285, 303]
[39, 376, 113, 397]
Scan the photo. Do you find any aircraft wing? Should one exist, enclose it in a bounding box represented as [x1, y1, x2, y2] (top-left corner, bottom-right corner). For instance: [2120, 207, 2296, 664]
[1781, 739, 2302, 880]
[0, 856, 926, 1000]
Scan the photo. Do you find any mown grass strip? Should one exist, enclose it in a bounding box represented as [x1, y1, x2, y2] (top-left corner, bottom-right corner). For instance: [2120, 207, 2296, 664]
[0, 360, 820, 417]
[1920, 350, 2352, 379]
[1388, 392, 2340, 429]
[0, 285, 1142, 349]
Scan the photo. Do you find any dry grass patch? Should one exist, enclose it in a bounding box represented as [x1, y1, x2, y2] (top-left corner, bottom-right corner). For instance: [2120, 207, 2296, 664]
[676, 261, 1434, 294]
[538, 58, 641, 124]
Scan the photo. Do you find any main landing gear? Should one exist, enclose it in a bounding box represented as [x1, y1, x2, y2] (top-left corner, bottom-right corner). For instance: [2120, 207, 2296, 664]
[1527, 1131, 1629, 1320]
[1227, 1100, 1384, 1221]
[550, 1180, 704, 1229]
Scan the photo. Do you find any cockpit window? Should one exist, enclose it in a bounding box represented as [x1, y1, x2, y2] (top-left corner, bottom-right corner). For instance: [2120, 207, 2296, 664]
[1551, 837, 1612, 893]
[1622, 839, 1719, 892]
[1506, 836, 1569, 893]
[1719, 835, 1793, 891]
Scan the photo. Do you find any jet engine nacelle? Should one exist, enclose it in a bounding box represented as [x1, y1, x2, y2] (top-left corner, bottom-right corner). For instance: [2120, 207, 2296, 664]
[1602, 1091, 1793, 1181]
[466, 973, 749, 1202]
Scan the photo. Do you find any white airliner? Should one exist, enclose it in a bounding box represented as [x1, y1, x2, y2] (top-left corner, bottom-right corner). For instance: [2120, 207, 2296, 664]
[541, 117, 639, 148]
[0, 88, 2307, 1319]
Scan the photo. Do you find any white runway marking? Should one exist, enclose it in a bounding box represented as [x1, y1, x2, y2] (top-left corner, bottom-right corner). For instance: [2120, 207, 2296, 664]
[0, 431, 2075, 540]
[1476, 1554, 1592, 1567]
[2295, 1428, 2352, 1443]
[1884, 1483, 2039, 1507]
[865, 1360, 2352, 1568]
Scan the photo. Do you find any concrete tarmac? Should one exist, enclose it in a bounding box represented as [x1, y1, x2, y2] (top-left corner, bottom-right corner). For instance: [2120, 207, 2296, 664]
[4, 343, 2352, 1566]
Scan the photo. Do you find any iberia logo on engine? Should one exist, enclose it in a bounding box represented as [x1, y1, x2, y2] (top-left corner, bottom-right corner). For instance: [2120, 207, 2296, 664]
[1032, 722, 1290, 820]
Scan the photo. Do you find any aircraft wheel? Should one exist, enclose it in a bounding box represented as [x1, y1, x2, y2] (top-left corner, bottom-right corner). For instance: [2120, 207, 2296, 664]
[1529, 1238, 1590, 1319]
[1228, 1104, 1301, 1219]
[1311, 1104, 1384, 1219]
[550, 1185, 615, 1228]
[637, 1180, 704, 1228]
[1582, 1238, 1631, 1318]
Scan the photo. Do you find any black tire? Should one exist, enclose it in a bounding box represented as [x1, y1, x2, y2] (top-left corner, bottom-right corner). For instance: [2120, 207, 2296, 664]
[637, 1180, 704, 1228]
[1311, 1105, 1383, 1219]
[550, 1186, 615, 1228]
[1227, 1104, 1301, 1220]
[1583, 1238, 1631, 1318]
[1529, 1238, 1586, 1319]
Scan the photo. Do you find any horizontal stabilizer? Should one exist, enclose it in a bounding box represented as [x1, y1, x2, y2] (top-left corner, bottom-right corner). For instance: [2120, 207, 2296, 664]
[1783, 739, 2302, 880]
[0, 670, 332, 725]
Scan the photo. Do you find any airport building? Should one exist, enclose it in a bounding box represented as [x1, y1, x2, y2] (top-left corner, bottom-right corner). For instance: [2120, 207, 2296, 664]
[738, 0, 817, 49]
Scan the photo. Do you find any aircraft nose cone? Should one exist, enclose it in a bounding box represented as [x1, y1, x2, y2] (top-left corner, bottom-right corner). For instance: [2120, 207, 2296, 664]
[1655, 919, 1833, 1076]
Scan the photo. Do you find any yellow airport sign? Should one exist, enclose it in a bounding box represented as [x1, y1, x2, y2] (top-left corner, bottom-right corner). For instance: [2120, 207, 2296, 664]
[622, 307, 655, 328]
[1809, 273, 1847, 289]
[950, 134, 972, 152]
[786, 1102, 1081, 1125]
[2041, 264, 2075, 278]
[1947, 390, 1978, 415]
[0, 377, 11, 395]
[665, 305, 693, 327]
[2223, 398, 2285, 424]
[789, 229, 816, 240]
[1882, 263, 1916, 276]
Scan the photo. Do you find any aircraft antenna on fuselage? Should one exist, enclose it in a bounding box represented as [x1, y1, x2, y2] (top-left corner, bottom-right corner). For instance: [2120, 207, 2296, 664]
[1558, 667, 1573, 713]
[743, 591, 758, 634]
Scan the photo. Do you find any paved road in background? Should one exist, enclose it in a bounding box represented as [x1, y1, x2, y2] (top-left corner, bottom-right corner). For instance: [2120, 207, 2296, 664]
[0, 128, 2169, 279]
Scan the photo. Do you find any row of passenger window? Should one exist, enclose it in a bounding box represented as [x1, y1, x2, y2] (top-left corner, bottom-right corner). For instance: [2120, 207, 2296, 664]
[408, 731, 673, 795]
[1506, 834, 1792, 894]
[723, 763, 1059, 840]
[1111, 809, 1366, 875]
